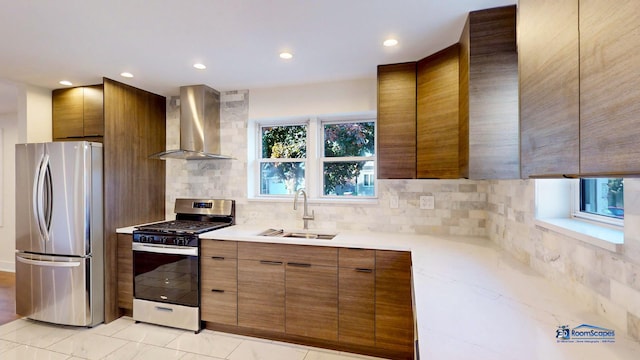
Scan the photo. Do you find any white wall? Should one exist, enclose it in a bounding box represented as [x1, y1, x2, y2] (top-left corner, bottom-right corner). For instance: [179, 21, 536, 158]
[0, 112, 17, 271]
[17, 84, 52, 143]
[249, 78, 377, 119]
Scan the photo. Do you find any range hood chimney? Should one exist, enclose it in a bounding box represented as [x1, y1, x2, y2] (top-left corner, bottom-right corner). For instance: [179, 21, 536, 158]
[149, 84, 232, 160]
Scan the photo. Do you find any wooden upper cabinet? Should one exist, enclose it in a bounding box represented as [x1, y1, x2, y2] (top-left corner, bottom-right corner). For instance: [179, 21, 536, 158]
[52, 87, 84, 139]
[460, 5, 520, 179]
[377, 63, 417, 179]
[519, 0, 580, 178]
[52, 84, 104, 140]
[417, 45, 461, 179]
[82, 85, 105, 137]
[579, 0, 640, 175]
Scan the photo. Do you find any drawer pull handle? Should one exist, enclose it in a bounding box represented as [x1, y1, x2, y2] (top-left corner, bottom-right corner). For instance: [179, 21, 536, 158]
[287, 262, 311, 268]
[155, 306, 173, 312]
[211, 256, 225, 260]
[211, 289, 225, 293]
[355, 268, 373, 273]
[260, 260, 283, 265]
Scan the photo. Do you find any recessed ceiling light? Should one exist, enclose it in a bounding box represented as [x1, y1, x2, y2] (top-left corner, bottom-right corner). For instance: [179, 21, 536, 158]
[279, 52, 293, 60]
[120, 72, 134, 78]
[59, 80, 73, 86]
[383, 39, 399, 47]
[193, 63, 207, 70]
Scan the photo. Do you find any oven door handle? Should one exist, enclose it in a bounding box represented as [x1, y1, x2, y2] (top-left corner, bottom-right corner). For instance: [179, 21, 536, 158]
[132, 243, 198, 256]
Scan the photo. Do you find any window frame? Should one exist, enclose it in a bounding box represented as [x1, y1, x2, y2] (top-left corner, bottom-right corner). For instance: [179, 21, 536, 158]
[571, 178, 624, 228]
[248, 112, 377, 202]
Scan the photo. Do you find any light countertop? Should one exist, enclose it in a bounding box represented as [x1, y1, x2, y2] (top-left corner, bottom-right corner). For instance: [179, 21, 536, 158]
[117, 224, 640, 359]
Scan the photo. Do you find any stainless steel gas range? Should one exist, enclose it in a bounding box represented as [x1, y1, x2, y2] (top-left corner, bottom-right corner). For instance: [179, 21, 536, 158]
[132, 198, 235, 332]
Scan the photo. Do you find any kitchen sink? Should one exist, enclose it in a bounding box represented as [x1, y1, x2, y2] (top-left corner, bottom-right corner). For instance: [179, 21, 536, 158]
[258, 228, 336, 240]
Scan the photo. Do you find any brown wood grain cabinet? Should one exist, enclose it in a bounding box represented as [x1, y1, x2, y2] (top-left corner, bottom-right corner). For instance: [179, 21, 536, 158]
[286, 262, 338, 341]
[579, 0, 640, 175]
[237, 242, 286, 333]
[338, 248, 375, 347]
[375, 250, 413, 358]
[417, 45, 461, 179]
[377, 6, 518, 180]
[201, 240, 238, 326]
[52, 84, 104, 140]
[459, 5, 519, 179]
[104, 78, 166, 322]
[519, 0, 580, 178]
[377, 63, 417, 179]
[202, 241, 413, 359]
[116, 233, 133, 312]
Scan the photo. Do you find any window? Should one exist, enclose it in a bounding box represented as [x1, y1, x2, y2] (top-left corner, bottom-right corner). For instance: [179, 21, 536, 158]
[259, 124, 307, 195]
[322, 121, 375, 197]
[250, 113, 376, 200]
[576, 178, 624, 222]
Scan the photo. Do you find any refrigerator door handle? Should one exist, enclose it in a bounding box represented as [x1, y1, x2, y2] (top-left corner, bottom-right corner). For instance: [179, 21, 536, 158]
[33, 153, 51, 243]
[16, 256, 82, 268]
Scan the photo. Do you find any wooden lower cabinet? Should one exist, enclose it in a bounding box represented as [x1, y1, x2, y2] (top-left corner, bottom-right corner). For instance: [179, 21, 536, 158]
[199, 241, 413, 359]
[375, 250, 414, 358]
[237, 259, 285, 332]
[286, 263, 338, 341]
[116, 234, 133, 312]
[200, 240, 237, 326]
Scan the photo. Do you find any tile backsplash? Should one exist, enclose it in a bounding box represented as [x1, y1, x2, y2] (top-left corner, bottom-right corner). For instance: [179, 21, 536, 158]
[164, 90, 487, 236]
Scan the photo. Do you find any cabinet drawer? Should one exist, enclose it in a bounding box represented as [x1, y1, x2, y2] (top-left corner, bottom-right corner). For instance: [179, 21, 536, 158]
[238, 242, 289, 262]
[286, 245, 337, 267]
[201, 290, 237, 326]
[202, 240, 237, 259]
[201, 258, 237, 291]
[338, 248, 375, 269]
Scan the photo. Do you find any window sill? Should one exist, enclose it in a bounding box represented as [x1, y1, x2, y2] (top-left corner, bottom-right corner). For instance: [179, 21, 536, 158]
[535, 217, 623, 253]
[248, 196, 379, 206]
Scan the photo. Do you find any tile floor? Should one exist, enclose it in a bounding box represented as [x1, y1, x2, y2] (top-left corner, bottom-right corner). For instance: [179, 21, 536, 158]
[0, 317, 387, 360]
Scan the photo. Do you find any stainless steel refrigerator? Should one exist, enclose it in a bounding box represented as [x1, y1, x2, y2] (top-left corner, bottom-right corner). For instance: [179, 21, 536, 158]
[15, 141, 104, 327]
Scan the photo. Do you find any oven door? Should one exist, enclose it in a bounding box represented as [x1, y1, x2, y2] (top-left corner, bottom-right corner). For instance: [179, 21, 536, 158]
[133, 243, 199, 307]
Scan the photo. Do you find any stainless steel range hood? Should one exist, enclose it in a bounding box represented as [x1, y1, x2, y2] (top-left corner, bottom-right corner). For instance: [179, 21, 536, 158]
[149, 84, 232, 160]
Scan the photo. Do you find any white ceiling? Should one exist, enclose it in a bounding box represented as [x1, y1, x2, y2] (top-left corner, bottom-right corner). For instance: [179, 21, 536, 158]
[0, 0, 516, 114]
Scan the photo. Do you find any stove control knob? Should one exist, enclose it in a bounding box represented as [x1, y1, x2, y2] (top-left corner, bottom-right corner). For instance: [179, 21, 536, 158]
[138, 235, 146, 242]
[161, 237, 168, 244]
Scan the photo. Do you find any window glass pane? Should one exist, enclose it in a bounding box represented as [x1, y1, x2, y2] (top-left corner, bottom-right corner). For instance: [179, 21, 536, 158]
[323, 161, 374, 196]
[261, 125, 306, 159]
[323, 122, 375, 157]
[260, 162, 305, 195]
[581, 178, 624, 219]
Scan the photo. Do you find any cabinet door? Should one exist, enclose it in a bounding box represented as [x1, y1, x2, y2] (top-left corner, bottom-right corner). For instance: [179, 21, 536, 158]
[116, 234, 133, 311]
[286, 263, 338, 341]
[375, 250, 413, 357]
[377, 63, 417, 179]
[82, 85, 104, 137]
[464, 5, 520, 179]
[237, 259, 285, 332]
[519, 0, 580, 177]
[417, 45, 460, 179]
[339, 266, 374, 347]
[52, 87, 84, 139]
[580, 0, 640, 175]
[201, 240, 238, 325]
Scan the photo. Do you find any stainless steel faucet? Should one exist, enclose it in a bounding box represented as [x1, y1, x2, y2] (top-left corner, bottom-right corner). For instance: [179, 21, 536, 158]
[293, 189, 314, 230]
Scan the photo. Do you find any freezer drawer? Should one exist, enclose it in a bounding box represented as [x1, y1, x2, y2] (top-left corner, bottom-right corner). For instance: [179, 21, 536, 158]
[15, 253, 103, 327]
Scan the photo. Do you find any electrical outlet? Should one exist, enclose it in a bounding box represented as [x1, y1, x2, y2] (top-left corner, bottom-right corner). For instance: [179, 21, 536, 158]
[390, 195, 399, 209]
[420, 195, 435, 210]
